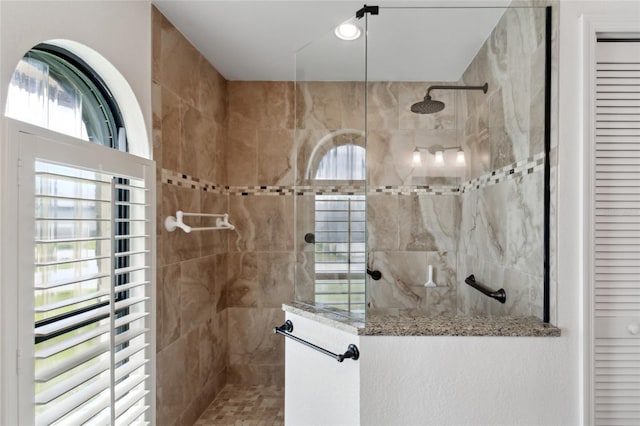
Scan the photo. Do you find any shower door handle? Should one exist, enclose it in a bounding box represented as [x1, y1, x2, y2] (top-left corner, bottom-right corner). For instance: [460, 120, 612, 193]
[367, 269, 382, 280]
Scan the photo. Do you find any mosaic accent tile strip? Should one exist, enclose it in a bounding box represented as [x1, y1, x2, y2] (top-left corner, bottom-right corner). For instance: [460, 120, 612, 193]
[459, 153, 546, 193]
[161, 169, 225, 194]
[160, 153, 546, 197]
[369, 185, 460, 195]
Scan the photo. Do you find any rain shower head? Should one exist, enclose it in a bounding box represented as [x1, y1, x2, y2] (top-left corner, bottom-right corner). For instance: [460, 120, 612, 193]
[411, 83, 488, 114]
[411, 95, 445, 114]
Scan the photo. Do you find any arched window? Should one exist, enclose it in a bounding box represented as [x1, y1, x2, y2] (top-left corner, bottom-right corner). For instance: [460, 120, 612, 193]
[313, 144, 366, 313]
[6, 44, 126, 150]
[315, 144, 366, 180]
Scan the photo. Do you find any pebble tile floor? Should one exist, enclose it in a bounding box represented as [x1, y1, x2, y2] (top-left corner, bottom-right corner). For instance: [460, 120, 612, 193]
[193, 384, 284, 426]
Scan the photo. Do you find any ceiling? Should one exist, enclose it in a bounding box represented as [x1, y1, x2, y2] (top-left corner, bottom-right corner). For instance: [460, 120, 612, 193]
[152, 1, 511, 82]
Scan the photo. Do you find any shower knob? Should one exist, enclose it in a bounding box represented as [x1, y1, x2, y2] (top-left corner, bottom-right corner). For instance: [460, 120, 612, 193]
[628, 323, 640, 335]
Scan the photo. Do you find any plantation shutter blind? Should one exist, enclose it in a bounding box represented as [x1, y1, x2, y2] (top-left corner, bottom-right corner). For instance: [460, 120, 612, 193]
[593, 40, 640, 426]
[314, 195, 366, 313]
[16, 126, 155, 426]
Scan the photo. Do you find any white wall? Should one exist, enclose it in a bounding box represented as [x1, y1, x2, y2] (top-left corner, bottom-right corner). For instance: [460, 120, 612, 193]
[0, 1, 152, 157]
[359, 336, 575, 425]
[0, 2, 151, 423]
[284, 313, 361, 425]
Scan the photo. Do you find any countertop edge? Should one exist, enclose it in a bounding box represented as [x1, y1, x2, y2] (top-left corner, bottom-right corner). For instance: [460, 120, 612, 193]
[282, 302, 561, 337]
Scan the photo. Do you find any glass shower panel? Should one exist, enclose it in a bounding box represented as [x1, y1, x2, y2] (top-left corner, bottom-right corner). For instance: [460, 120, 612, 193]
[365, 6, 549, 319]
[294, 15, 367, 314]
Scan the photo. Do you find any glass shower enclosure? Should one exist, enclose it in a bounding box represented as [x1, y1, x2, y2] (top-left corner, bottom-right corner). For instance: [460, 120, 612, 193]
[294, 4, 552, 321]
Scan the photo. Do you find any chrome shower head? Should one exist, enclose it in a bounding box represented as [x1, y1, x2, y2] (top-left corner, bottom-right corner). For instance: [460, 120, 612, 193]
[410, 95, 445, 114]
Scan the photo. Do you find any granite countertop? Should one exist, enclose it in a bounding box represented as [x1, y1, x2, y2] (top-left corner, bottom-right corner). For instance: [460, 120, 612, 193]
[282, 302, 561, 337]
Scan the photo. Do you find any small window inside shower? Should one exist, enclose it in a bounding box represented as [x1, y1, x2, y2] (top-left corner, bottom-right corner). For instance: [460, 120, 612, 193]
[314, 145, 366, 313]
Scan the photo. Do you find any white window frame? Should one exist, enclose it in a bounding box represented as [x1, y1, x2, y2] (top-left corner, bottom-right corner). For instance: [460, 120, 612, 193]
[1, 118, 156, 425]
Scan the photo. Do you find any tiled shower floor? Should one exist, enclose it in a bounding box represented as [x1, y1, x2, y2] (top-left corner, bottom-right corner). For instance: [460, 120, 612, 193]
[193, 384, 284, 426]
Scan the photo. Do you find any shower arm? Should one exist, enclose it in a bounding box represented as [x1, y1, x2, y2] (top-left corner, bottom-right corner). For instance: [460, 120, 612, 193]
[425, 83, 488, 97]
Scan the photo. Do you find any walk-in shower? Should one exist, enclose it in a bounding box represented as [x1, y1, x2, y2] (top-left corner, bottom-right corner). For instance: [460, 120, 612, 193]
[294, 4, 554, 323]
[410, 83, 488, 114]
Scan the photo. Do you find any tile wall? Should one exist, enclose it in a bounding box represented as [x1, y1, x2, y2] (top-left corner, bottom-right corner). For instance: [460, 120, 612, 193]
[292, 7, 551, 320]
[365, 82, 462, 315]
[457, 6, 548, 318]
[225, 81, 295, 386]
[153, 8, 228, 425]
[151, 5, 556, 422]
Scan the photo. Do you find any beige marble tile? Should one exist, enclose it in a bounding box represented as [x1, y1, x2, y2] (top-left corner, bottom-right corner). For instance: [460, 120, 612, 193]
[180, 255, 219, 335]
[156, 11, 202, 108]
[398, 194, 459, 252]
[181, 104, 218, 181]
[227, 252, 258, 308]
[214, 125, 227, 185]
[505, 173, 544, 276]
[152, 81, 163, 171]
[184, 326, 202, 394]
[227, 365, 285, 388]
[463, 108, 491, 179]
[487, 88, 516, 170]
[198, 313, 228, 391]
[228, 308, 285, 366]
[156, 337, 188, 425]
[160, 87, 181, 173]
[158, 263, 181, 351]
[294, 251, 315, 304]
[257, 252, 295, 307]
[475, 183, 509, 265]
[228, 81, 294, 131]
[367, 81, 399, 130]
[296, 82, 365, 130]
[368, 251, 427, 310]
[367, 194, 399, 251]
[489, 268, 537, 318]
[226, 125, 257, 186]
[257, 129, 295, 186]
[229, 196, 294, 252]
[197, 58, 227, 127]
[366, 130, 414, 187]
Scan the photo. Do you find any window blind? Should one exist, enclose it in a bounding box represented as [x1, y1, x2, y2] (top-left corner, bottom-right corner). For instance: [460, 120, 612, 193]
[593, 40, 640, 426]
[32, 161, 151, 426]
[314, 195, 366, 313]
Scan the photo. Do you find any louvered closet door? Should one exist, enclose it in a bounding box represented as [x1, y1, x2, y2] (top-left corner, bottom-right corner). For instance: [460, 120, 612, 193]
[593, 40, 640, 426]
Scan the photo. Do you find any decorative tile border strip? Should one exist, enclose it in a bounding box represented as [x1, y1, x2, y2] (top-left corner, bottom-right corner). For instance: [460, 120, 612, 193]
[369, 185, 460, 195]
[160, 153, 546, 197]
[459, 152, 545, 193]
[160, 169, 225, 193]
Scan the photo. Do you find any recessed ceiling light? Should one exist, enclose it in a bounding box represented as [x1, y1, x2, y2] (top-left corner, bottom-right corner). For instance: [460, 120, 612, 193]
[334, 22, 362, 41]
